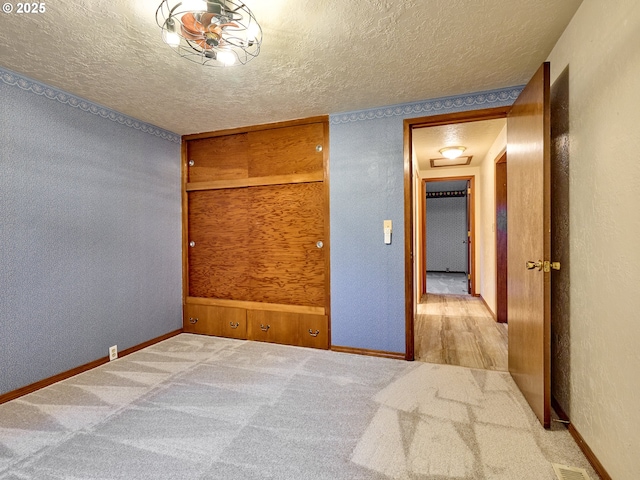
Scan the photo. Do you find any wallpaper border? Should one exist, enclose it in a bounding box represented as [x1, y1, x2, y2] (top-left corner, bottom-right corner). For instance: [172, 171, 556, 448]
[0, 67, 180, 144]
[329, 86, 523, 125]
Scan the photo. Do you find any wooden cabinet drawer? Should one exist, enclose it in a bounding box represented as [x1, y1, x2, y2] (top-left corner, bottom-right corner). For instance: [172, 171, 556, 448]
[183, 304, 247, 339]
[247, 310, 328, 349]
[247, 310, 298, 346]
[297, 314, 329, 349]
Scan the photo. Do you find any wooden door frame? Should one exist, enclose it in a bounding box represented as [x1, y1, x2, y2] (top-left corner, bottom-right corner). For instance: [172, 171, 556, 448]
[421, 176, 476, 296]
[403, 106, 510, 360]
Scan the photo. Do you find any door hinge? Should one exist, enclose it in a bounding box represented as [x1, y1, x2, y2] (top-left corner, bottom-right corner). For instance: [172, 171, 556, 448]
[467, 274, 471, 280]
[467, 231, 471, 237]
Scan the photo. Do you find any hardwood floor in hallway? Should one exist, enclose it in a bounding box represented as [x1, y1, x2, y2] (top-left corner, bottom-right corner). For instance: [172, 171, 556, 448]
[415, 293, 508, 371]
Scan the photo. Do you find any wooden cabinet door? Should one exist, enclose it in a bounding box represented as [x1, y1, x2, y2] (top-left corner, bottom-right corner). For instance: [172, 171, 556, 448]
[187, 188, 251, 301]
[247, 182, 325, 307]
[187, 134, 248, 183]
[248, 123, 324, 177]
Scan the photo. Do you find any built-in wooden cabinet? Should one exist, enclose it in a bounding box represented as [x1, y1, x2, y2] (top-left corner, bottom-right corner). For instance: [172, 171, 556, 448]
[181, 117, 330, 350]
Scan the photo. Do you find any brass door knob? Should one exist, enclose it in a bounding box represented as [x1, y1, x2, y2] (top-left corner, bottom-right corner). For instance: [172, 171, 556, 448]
[526, 260, 561, 272]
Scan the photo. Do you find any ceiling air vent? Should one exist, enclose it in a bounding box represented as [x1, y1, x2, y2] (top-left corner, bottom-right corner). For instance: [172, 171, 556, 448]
[552, 463, 592, 480]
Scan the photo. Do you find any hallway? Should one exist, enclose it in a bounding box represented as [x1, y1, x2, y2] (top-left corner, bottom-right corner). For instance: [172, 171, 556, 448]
[415, 293, 508, 371]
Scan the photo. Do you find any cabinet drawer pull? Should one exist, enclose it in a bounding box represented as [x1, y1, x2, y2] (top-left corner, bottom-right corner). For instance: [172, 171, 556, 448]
[189, 317, 198, 324]
[229, 322, 240, 329]
[308, 329, 320, 337]
[260, 324, 270, 332]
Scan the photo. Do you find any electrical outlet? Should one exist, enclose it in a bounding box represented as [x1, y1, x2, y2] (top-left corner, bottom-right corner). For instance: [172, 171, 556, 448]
[109, 345, 118, 361]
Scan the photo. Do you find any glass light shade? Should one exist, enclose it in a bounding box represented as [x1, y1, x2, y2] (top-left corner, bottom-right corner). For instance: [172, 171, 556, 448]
[440, 146, 466, 159]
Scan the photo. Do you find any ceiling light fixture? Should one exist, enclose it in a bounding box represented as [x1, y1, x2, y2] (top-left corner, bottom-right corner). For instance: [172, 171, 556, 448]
[439, 146, 467, 159]
[156, 0, 262, 67]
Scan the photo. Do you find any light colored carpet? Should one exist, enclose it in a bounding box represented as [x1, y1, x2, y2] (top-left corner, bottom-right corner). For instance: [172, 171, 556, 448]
[0, 334, 596, 479]
[426, 272, 469, 295]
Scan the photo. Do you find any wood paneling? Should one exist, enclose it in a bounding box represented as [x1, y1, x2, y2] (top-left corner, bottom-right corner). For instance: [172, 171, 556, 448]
[507, 62, 551, 427]
[187, 133, 248, 182]
[183, 304, 247, 339]
[248, 123, 324, 177]
[247, 182, 325, 306]
[187, 189, 251, 300]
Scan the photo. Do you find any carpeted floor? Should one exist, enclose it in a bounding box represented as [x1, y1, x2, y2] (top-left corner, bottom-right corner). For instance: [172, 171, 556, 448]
[0, 334, 596, 479]
[426, 272, 469, 295]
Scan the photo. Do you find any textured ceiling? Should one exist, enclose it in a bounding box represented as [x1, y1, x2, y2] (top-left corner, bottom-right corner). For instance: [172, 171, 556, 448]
[413, 118, 506, 172]
[0, 0, 582, 135]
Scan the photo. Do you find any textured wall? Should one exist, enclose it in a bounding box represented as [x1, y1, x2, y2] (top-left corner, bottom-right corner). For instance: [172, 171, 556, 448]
[0, 70, 182, 395]
[547, 1, 640, 478]
[478, 126, 507, 316]
[330, 89, 518, 354]
[550, 66, 571, 418]
[426, 196, 468, 272]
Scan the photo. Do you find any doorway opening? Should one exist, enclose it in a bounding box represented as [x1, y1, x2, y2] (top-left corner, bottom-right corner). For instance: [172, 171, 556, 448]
[423, 177, 475, 296]
[403, 106, 510, 366]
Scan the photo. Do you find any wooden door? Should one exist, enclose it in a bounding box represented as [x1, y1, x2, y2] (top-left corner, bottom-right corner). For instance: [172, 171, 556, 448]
[466, 180, 472, 294]
[495, 155, 508, 323]
[506, 62, 551, 427]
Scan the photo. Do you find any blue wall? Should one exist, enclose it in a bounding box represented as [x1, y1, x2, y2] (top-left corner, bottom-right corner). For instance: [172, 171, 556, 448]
[0, 68, 182, 395]
[329, 88, 520, 354]
[0, 65, 522, 394]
